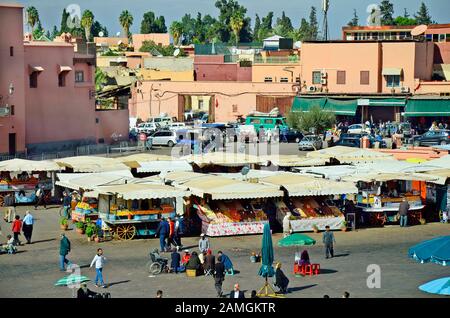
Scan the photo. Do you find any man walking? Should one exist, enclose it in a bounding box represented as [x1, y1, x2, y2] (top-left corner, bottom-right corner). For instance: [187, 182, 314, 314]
[62, 191, 72, 218]
[90, 248, 107, 288]
[399, 197, 410, 227]
[11, 215, 22, 246]
[198, 233, 210, 254]
[214, 256, 225, 298]
[155, 218, 169, 252]
[22, 211, 34, 244]
[3, 193, 15, 223]
[167, 217, 175, 250]
[59, 233, 71, 271]
[34, 184, 46, 210]
[173, 215, 183, 248]
[322, 225, 336, 259]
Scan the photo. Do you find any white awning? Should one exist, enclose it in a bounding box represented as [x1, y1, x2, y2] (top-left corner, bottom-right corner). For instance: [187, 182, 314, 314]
[29, 65, 44, 74]
[136, 160, 193, 173]
[0, 158, 60, 172]
[55, 156, 130, 173]
[382, 68, 403, 76]
[58, 65, 72, 73]
[56, 170, 134, 190]
[93, 183, 189, 200]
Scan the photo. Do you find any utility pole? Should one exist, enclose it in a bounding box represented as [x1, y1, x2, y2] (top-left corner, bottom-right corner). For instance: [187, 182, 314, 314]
[322, 0, 330, 41]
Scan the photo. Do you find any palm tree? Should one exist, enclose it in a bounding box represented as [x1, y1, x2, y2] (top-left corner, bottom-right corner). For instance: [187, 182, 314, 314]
[230, 12, 244, 45]
[26, 6, 40, 32]
[169, 21, 183, 46]
[81, 10, 94, 41]
[119, 10, 133, 38]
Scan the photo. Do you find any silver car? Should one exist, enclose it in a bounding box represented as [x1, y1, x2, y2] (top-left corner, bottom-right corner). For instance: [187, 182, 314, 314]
[298, 135, 323, 151]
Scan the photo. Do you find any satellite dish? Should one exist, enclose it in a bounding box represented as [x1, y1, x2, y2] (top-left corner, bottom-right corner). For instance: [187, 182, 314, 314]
[98, 31, 104, 37]
[411, 24, 428, 36]
[116, 31, 121, 37]
[173, 48, 180, 57]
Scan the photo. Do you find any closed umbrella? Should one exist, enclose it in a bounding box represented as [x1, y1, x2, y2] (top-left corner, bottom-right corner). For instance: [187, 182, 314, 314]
[419, 277, 450, 296]
[408, 236, 450, 266]
[257, 223, 279, 297]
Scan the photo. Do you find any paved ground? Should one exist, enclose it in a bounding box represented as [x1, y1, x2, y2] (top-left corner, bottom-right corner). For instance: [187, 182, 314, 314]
[1, 205, 449, 298]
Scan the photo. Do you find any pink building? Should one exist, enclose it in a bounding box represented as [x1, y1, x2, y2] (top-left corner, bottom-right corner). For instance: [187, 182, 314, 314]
[194, 55, 252, 81]
[132, 34, 171, 52]
[0, 4, 128, 156]
[130, 81, 296, 123]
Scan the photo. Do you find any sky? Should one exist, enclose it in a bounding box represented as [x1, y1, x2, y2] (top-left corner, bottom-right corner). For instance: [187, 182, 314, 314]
[4, 0, 450, 39]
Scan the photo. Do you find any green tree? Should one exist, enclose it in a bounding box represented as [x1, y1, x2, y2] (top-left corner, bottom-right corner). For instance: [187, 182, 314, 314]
[253, 14, 261, 41]
[119, 10, 133, 38]
[26, 6, 40, 32]
[81, 10, 94, 41]
[202, 14, 219, 43]
[274, 11, 293, 37]
[394, 16, 417, 26]
[230, 11, 244, 45]
[139, 40, 186, 56]
[290, 18, 310, 41]
[180, 14, 196, 44]
[141, 11, 166, 33]
[155, 16, 167, 33]
[32, 21, 44, 39]
[287, 106, 336, 135]
[170, 21, 183, 46]
[51, 25, 59, 39]
[95, 68, 108, 92]
[307, 7, 319, 40]
[414, 2, 433, 25]
[215, 0, 252, 43]
[347, 9, 359, 26]
[60, 9, 70, 33]
[91, 21, 109, 37]
[380, 0, 395, 25]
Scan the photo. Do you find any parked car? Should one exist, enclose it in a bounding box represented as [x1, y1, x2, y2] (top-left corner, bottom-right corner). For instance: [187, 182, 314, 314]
[382, 122, 412, 138]
[147, 116, 175, 128]
[147, 130, 178, 147]
[298, 135, 323, 151]
[136, 122, 160, 134]
[280, 129, 304, 143]
[413, 130, 450, 147]
[168, 122, 187, 131]
[347, 124, 371, 134]
[336, 133, 385, 148]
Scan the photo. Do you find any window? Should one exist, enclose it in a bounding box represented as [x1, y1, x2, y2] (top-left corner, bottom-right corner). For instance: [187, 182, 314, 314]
[58, 73, 66, 87]
[198, 100, 204, 110]
[75, 71, 84, 83]
[10, 105, 14, 116]
[386, 75, 401, 87]
[295, 77, 300, 83]
[312, 71, 321, 84]
[249, 118, 261, 124]
[360, 71, 370, 85]
[438, 34, 446, 42]
[232, 104, 238, 112]
[10, 46, 13, 56]
[264, 119, 274, 125]
[29, 72, 38, 88]
[264, 77, 273, 82]
[337, 71, 346, 85]
[280, 77, 289, 83]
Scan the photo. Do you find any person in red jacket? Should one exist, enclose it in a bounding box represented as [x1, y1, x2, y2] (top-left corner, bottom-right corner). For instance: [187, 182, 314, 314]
[11, 215, 22, 245]
[167, 217, 175, 250]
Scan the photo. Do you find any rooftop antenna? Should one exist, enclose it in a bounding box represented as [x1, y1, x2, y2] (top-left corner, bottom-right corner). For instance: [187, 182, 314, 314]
[322, 0, 330, 41]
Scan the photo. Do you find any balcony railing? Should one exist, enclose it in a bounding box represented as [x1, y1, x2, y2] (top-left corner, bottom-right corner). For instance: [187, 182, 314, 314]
[254, 55, 300, 64]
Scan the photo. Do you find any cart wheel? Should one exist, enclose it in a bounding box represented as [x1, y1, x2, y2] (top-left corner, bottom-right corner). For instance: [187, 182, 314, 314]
[148, 262, 162, 275]
[115, 224, 136, 240]
[0, 194, 4, 207]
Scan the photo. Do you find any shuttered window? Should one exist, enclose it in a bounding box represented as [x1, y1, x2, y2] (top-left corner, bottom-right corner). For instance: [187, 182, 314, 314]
[337, 71, 346, 85]
[360, 71, 370, 85]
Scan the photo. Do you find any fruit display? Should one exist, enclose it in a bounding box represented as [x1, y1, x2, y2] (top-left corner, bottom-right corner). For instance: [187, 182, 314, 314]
[197, 200, 268, 224]
[291, 197, 343, 219]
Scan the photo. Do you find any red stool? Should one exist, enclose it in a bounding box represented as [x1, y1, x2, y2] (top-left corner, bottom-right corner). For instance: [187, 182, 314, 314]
[312, 264, 321, 275]
[304, 264, 313, 276]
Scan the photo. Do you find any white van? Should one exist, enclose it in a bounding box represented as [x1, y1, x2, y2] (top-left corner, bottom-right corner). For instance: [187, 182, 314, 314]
[148, 116, 175, 128]
[168, 122, 187, 131]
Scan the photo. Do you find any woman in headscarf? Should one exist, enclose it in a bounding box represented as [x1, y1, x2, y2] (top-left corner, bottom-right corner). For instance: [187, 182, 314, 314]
[186, 251, 201, 271]
[299, 250, 310, 266]
[275, 262, 289, 294]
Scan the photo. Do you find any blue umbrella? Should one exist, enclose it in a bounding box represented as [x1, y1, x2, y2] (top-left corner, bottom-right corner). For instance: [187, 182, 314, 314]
[408, 236, 450, 266]
[419, 277, 450, 296]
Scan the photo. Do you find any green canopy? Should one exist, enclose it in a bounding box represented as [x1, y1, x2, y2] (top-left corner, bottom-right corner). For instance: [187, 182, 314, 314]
[258, 223, 275, 278]
[292, 97, 327, 112]
[324, 99, 358, 115]
[278, 233, 316, 247]
[55, 275, 90, 287]
[366, 98, 406, 107]
[405, 99, 450, 117]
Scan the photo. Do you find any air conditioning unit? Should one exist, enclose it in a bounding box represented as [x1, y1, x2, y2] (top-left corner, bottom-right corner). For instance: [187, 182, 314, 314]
[321, 71, 327, 78]
[400, 86, 410, 93]
[0, 106, 10, 117]
[308, 85, 317, 92]
[321, 78, 327, 85]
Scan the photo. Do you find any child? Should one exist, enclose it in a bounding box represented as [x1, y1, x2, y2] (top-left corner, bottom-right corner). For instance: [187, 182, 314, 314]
[90, 248, 107, 288]
[1, 235, 16, 254]
[11, 215, 22, 246]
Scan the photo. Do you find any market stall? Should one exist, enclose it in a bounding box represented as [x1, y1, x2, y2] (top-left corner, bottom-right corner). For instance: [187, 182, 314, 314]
[306, 146, 394, 164]
[93, 183, 189, 240]
[164, 171, 283, 236]
[257, 172, 357, 232]
[0, 159, 60, 205]
[55, 156, 130, 173]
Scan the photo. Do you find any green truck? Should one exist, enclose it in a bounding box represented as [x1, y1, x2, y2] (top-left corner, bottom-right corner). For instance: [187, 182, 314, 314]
[244, 115, 288, 133]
